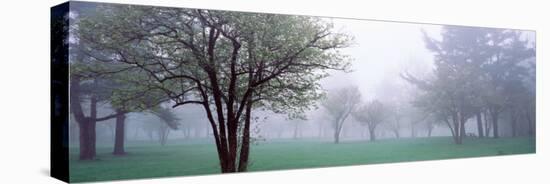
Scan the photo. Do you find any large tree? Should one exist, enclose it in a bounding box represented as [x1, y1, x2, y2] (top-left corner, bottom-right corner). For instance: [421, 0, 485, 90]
[78, 5, 351, 172]
[322, 86, 362, 144]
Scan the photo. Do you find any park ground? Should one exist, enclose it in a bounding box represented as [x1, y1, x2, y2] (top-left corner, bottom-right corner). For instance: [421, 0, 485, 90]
[69, 136, 535, 182]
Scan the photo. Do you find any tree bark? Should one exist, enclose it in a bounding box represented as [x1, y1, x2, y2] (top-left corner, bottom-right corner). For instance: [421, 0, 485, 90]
[113, 110, 126, 155]
[70, 76, 94, 160]
[238, 99, 252, 172]
[78, 120, 91, 160]
[476, 112, 484, 138]
[88, 91, 98, 159]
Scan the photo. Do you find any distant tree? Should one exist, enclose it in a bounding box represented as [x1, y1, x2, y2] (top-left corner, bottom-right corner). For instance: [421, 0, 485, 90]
[322, 86, 361, 144]
[150, 107, 180, 145]
[385, 103, 405, 138]
[353, 100, 387, 141]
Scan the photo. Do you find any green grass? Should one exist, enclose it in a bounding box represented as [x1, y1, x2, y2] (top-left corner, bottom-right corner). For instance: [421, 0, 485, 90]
[69, 136, 535, 183]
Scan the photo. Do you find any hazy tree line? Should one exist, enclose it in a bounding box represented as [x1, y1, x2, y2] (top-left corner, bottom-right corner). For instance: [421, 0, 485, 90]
[403, 26, 535, 144]
[320, 26, 535, 145]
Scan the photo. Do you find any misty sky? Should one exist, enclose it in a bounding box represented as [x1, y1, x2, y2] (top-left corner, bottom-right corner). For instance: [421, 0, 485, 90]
[320, 18, 441, 101]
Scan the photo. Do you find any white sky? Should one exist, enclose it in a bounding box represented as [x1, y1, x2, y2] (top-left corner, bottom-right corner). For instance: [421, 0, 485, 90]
[320, 18, 441, 101]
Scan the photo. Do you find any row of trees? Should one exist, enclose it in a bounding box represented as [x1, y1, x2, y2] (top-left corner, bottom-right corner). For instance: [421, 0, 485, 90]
[322, 86, 421, 143]
[322, 26, 535, 145]
[403, 26, 535, 144]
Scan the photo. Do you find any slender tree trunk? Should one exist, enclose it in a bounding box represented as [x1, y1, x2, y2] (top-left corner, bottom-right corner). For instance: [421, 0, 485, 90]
[492, 111, 499, 138]
[88, 94, 98, 159]
[333, 116, 345, 144]
[368, 126, 376, 141]
[334, 125, 341, 144]
[427, 125, 433, 137]
[393, 129, 400, 139]
[113, 111, 126, 155]
[238, 99, 252, 172]
[476, 112, 484, 138]
[484, 111, 491, 136]
[458, 114, 465, 145]
[510, 111, 517, 137]
[410, 122, 417, 138]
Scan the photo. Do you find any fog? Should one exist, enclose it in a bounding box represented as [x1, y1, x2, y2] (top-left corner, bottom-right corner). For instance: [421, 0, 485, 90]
[67, 7, 535, 146]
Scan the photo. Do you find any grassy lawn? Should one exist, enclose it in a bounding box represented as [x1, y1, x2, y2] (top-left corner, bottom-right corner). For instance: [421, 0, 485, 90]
[69, 136, 535, 183]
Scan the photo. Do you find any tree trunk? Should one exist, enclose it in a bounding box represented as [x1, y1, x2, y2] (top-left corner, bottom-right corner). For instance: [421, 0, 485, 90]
[492, 111, 499, 138]
[334, 126, 341, 144]
[70, 76, 96, 160]
[510, 111, 517, 137]
[88, 94, 98, 159]
[452, 112, 462, 144]
[78, 120, 91, 160]
[113, 111, 126, 155]
[445, 118, 458, 144]
[393, 129, 400, 139]
[333, 117, 345, 144]
[458, 114, 465, 144]
[476, 112, 484, 138]
[238, 99, 252, 172]
[410, 122, 417, 138]
[368, 126, 376, 141]
[483, 111, 491, 136]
